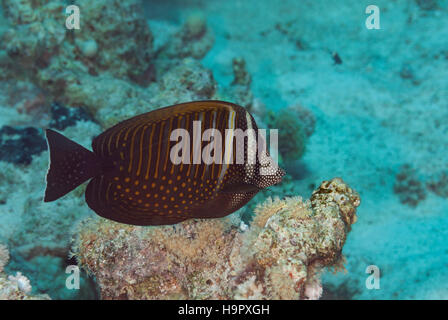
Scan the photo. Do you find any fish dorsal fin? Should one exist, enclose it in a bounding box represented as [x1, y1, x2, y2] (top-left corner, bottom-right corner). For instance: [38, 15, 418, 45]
[92, 100, 239, 154]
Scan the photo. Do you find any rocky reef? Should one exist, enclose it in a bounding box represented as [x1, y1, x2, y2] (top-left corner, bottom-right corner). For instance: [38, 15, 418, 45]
[1, 0, 153, 82]
[0, 0, 219, 129]
[73, 178, 360, 300]
[0, 0, 446, 300]
[0, 0, 271, 300]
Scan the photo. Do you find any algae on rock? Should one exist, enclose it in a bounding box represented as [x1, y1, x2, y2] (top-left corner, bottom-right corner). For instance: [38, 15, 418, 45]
[0, 244, 50, 300]
[73, 178, 360, 300]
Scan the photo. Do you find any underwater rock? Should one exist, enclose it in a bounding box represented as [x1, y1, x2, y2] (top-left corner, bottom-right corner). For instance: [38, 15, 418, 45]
[75, 39, 98, 59]
[0, 80, 50, 127]
[264, 104, 315, 165]
[42, 58, 216, 129]
[54, 72, 149, 128]
[49, 102, 95, 131]
[1, 0, 153, 82]
[154, 13, 214, 80]
[231, 57, 252, 87]
[1, 0, 221, 131]
[0, 125, 46, 165]
[69, 57, 218, 128]
[157, 13, 214, 64]
[0, 244, 50, 300]
[289, 104, 316, 137]
[221, 57, 254, 110]
[0, 244, 8, 273]
[72, 0, 153, 81]
[1, 0, 66, 70]
[73, 178, 360, 300]
[158, 58, 217, 104]
[268, 108, 307, 162]
[394, 164, 427, 207]
[1, 0, 154, 123]
[247, 98, 267, 121]
[0, 0, 222, 133]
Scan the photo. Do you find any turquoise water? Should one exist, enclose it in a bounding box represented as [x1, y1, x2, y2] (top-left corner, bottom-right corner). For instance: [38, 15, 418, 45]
[0, 0, 447, 299]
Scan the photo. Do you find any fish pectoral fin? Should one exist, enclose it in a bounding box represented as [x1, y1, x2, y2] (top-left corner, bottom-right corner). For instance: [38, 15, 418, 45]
[220, 182, 260, 194]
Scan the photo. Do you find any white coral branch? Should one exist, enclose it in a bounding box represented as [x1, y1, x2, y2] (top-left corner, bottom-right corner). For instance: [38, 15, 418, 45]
[8, 272, 32, 294]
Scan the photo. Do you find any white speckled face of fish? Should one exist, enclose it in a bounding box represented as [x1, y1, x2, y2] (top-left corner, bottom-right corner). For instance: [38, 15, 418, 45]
[168, 115, 280, 170]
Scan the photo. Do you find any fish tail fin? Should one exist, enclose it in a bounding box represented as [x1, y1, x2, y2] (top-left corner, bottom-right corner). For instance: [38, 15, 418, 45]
[44, 128, 102, 202]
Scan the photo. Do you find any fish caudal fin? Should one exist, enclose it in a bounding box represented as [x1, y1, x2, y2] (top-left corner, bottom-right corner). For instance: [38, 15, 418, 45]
[44, 129, 101, 202]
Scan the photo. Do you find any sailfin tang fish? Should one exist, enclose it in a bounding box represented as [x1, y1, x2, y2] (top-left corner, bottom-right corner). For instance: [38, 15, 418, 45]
[44, 100, 285, 226]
